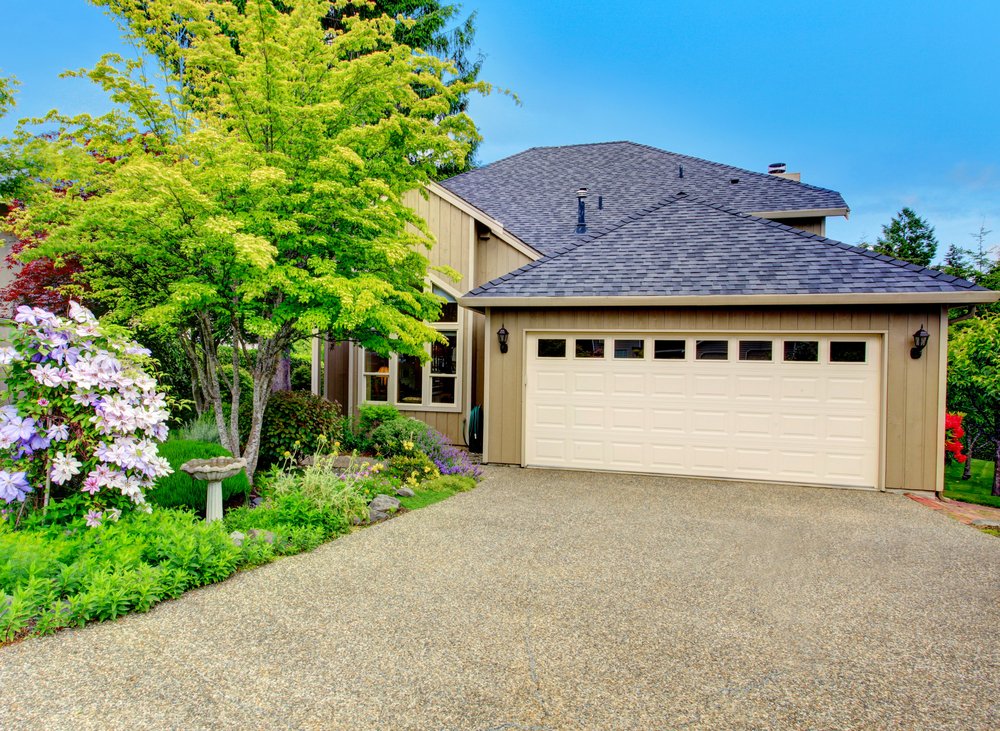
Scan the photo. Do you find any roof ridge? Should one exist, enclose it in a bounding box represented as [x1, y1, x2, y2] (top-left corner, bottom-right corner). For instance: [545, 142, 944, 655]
[671, 195, 983, 290]
[466, 195, 687, 296]
[619, 141, 847, 199]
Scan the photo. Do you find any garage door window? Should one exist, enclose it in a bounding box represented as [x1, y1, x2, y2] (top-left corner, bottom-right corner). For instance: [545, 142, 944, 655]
[538, 339, 566, 358]
[784, 340, 819, 362]
[739, 340, 773, 361]
[575, 339, 605, 358]
[614, 339, 645, 359]
[654, 339, 686, 360]
[831, 341, 867, 363]
[696, 340, 728, 360]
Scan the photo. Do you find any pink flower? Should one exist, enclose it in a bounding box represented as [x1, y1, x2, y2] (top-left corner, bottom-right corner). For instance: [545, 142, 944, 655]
[85, 510, 103, 528]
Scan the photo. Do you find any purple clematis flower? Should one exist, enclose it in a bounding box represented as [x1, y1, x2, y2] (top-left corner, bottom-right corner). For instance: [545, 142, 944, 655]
[0, 471, 31, 503]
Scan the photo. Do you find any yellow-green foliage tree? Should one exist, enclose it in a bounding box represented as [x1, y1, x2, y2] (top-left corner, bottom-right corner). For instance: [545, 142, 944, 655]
[7, 0, 488, 479]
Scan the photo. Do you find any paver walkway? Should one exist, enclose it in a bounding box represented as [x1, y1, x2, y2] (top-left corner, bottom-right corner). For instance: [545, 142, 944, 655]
[907, 492, 1000, 526]
[1, 467, 998, 730]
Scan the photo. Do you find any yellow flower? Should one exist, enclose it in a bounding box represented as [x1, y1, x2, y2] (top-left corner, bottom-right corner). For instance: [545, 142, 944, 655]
[317, 434, 327, 443]
[373, 464, 383, 473]
[423, 466, 431, 473]
[283, 451, 292, 459]
[333, 441, 340, 450]
[402, 440, 414, 452]
[294, 440, 301, 448]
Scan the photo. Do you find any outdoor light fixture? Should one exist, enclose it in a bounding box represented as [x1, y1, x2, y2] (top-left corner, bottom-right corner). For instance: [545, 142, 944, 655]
[911, 325, 930, 359]
[497, 325, 509, 354]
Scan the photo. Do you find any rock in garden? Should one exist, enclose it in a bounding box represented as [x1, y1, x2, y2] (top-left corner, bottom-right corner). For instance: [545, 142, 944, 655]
[230, 531, 246, 547]
[368, 508, 391, 523]
[395, 487, 416, 498]
[971, 518, 1000, 528]
[369, 494, 400, 513]
[247, 529, 277, 544]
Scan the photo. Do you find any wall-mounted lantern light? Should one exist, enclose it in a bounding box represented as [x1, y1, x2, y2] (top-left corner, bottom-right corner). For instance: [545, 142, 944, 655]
[910, 325, 930, 359]
[497, 325, 509, 354]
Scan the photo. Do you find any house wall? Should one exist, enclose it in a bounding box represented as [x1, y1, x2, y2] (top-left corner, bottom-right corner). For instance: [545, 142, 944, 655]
[483, 304, 948, 493]
[325, 189, 534, 446]
[767, 217, 826, 236]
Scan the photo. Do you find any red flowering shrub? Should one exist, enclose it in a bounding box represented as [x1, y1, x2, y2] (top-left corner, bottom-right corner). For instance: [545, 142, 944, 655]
[944, 412, 967, 463]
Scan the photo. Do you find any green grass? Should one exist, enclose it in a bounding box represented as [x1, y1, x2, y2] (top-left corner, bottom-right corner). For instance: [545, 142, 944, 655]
[943, 458, 1000, 508]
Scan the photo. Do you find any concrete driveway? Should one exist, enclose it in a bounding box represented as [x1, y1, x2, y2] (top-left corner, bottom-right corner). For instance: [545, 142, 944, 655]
[2, 467, 998, 730]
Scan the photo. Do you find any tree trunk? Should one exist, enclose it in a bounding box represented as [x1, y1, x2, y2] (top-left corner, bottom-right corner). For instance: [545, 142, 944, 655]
[272, 353, 291, 392]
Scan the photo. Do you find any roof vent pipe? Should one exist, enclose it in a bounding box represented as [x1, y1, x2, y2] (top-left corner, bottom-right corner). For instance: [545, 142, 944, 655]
[576, 188, 588, 234]
[598, 195, 603, 210]
[768, 162, 787, 175]
[678, 165, 684, 178]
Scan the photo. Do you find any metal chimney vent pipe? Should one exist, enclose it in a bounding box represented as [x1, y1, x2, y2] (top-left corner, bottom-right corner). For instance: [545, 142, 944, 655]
[576, 188, 588, 234]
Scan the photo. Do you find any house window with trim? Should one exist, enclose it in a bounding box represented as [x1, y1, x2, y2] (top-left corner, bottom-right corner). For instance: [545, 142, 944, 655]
[361, 285, 462, 409]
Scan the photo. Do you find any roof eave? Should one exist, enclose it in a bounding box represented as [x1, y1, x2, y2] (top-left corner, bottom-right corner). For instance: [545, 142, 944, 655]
[749, 207, 850, 220]
[458, 290, 1000, 312]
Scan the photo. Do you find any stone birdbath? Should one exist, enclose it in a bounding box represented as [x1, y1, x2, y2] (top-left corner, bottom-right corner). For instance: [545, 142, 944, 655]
[180, 457, 247, 523]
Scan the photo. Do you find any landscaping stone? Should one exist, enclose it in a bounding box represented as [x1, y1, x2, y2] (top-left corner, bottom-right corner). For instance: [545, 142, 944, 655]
[247, 529, 277, 544]
[971, 518, 1000, 528]
[229, 531, 246, 547]
[369, 494, 400, 512]
[395, 487, 416, 498]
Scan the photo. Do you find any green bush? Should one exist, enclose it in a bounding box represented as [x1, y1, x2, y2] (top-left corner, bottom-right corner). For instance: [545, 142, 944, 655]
[385, 451, 439, 486]
[370, 416, 436, 457]
[173, 414, 222, 443]
[246, 390, 341, 469]
[150, 440, 250, 513]
[340, 404, 404, 453]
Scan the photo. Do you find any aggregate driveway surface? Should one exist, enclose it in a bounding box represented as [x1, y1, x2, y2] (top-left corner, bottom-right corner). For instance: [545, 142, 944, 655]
[2, 468, 999, 730]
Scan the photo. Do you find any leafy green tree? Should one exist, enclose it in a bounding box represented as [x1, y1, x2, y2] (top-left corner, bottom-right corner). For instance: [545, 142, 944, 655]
[940, 243, 975, 280]
[948, 314, 1000, 496]
[873, 207, 938, 267]
[8, 0, 488, 480]
[0, 75, 32, 201]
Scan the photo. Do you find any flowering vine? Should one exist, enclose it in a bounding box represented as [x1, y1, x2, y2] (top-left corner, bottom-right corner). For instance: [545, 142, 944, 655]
[944, 412, 968, 464]
[0, 303, 172, 526]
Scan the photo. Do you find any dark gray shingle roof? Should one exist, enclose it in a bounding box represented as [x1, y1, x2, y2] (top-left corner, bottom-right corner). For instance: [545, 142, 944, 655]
[441, 141, 849, 254]
[464, 195, 986, 299]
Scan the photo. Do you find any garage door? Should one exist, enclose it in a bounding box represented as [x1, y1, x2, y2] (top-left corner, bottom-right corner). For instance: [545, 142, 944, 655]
[524, 333, 882, 488]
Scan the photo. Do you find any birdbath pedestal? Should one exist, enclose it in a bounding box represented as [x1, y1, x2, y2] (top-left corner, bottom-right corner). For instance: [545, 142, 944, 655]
[180, 457, 247, 523]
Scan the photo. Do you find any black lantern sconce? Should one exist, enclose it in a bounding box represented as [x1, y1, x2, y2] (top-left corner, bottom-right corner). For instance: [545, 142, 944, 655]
[497, 325, 509, 354]
[910, 325, 930, 359]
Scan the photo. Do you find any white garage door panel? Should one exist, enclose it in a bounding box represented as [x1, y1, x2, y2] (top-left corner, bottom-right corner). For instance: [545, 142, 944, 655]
[524, 333, 881, 488]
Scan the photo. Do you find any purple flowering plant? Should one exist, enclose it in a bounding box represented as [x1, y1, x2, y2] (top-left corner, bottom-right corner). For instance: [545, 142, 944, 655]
[0, 303, 172, 527]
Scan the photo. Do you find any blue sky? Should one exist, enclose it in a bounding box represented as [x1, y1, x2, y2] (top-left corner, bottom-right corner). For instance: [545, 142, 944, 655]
[2, 0, 999, 259]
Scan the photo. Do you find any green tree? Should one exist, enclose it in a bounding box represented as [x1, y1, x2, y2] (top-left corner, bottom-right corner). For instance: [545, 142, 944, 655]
[948, 314, 1000, 496]
[8, 0, 488, 480]
[0, 74, 32, 201]
[873, 207, 938, 267]
[940, 243, 975, 280]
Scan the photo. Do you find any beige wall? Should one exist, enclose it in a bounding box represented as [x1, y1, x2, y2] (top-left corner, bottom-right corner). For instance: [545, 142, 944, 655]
[483, 305, 947, 493]
[403, 189, 475, 285]
[767, 217, 826, 236]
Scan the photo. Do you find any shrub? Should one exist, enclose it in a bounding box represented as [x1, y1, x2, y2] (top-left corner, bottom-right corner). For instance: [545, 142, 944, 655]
[385, 452, 439, 486]
[370, 417, 436, 457]
[0, 302, 172, 527]
[149, 440, 250, 513]
[173, 414, 222, 444]
[247, 390, 341, 469]
[339, 404, 403, 453]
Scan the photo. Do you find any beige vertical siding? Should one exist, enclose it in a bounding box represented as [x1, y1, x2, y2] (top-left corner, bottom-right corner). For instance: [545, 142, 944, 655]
[767, 217, 827, 236]
[475, 231, 533, 285]
[484, 305, 946, 492]
[403, 189, 474, 284]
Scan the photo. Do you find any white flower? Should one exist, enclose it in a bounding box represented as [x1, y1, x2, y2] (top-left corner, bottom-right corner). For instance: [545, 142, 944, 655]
[50, 452, 83, 485]
[68, 301, 96, 324]
[0, 347, 21, 365]
[46, 423, 70, 442]
[30, 364, 66, 388]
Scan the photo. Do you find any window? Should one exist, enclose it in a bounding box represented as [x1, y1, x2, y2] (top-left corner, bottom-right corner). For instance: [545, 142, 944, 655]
[739, 340, 773, 361]
[575, 339, 605, 358]
[360, 283, 463, 409]
[831, 341, 867, 363]
[538, 339, 566, 358]
[614, 339, 644, 359]
[696, 340, 728, 360]
[654, 340, 685, 360]
[784, 340, 819, 362]
[363, 351, 389, 402]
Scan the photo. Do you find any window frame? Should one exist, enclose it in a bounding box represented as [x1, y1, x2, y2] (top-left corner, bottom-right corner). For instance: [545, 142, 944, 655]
[357, 281, 464, 413]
